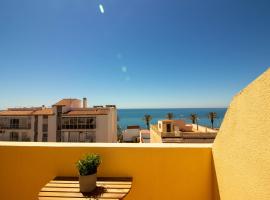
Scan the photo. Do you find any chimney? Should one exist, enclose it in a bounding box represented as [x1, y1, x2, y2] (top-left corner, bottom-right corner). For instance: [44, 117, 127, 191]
[83, 98, 88, 108]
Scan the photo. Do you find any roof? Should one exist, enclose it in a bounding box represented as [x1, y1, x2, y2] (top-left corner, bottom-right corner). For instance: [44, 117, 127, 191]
[63, 109, 109, 116]
[0, 108, 54, 116]
[8, 107, 42, 111]
[53, 99, 80, 106]
[33, 108, 54, 115]
[0, 110, 35, 116]
[127, 125, 141, 129]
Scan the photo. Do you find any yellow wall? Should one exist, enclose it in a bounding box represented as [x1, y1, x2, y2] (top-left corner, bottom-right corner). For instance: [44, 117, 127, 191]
[213, 68, 270, 200]
[0, 142, 214, 200]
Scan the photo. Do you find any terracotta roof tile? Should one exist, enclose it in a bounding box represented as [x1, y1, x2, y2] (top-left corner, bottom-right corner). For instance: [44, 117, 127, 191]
[53, 98, 80, 106]
[0, 110, 34, 116]
[33, 108, 54, 115]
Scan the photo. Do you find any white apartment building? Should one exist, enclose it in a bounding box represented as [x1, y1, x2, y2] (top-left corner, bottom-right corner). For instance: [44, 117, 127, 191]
[0, 98, 117, 143]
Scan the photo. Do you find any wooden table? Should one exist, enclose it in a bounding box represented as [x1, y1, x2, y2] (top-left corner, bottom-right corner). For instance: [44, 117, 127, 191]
[39, 177, 132, 200]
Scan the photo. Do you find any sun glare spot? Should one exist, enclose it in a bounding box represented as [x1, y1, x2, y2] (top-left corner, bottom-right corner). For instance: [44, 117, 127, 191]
[121, 66, 127, 73]
[99, 4, 105, 14]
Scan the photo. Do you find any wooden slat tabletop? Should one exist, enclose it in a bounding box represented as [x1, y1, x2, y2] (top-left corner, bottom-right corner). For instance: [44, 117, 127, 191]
[39, 177, 132, 200]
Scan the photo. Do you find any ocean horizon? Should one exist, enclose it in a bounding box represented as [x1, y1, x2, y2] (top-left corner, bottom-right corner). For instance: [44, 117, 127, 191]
[118, 108, 227, 130]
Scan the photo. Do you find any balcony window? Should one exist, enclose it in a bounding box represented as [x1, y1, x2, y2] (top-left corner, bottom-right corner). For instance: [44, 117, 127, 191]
[62, 117, 96, 130]
[0, 117, 31, 129]
[10, 119, 19, 129]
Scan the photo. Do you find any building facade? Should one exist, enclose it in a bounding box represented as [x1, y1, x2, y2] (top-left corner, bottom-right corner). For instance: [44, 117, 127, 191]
[0, 98, 117, 143]
[150, 119, 217, 143]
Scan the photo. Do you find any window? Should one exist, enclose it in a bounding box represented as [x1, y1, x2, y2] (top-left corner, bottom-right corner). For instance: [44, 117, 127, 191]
[85, 132, 96, 142]
[10, 132, 19, 141]
[62, 117, 96, 129]
[43, 124, 48, 132]
[86, 118, 96, 129]
[78, 118, 86, 129]
[79, 132, 85, 142]
[21, 132, 30, 141]
[42, 132, 48, 142]
[0, 118, 8, 129]
[68, 132, 79, 142]
[10, 119, 19, 129]
[4, 117, 31, 129]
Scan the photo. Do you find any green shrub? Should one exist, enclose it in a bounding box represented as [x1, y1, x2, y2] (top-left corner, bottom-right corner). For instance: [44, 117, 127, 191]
[76, 154, 101, 176]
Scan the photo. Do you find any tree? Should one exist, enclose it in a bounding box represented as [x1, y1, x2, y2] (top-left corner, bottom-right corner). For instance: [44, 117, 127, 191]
[166, 112, 174, 120]
[143, 114, 152, 130]
[208, 112, 217, 129]
[190, 113, 199, 130]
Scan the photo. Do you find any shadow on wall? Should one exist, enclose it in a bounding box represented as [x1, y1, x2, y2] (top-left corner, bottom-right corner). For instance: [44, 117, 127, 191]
[212, 155, 220, 200]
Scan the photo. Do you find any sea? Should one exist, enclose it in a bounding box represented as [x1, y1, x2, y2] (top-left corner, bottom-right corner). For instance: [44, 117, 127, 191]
[118, 108, 227, 130]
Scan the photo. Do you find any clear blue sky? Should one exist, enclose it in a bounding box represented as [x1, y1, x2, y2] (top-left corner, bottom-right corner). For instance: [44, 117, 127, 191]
[0, 0, 269, 109]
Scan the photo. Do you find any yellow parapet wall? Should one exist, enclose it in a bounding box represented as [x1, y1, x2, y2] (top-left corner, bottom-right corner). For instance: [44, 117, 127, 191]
[213, 68, 270, 200]
[0, 142, 215, 200]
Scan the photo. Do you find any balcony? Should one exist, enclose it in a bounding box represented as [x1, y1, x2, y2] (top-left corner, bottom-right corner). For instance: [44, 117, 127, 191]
[0, 142, 218, 200]
[0, 117, 32, 130]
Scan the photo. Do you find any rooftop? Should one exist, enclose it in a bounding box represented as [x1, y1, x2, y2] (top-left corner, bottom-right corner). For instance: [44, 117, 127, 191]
[33, 108, 54, 115]
[53, 98, 81, 106]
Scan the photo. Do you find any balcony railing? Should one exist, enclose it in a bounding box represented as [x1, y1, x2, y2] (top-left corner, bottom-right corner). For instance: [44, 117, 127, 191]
[0, 124, 31, 129]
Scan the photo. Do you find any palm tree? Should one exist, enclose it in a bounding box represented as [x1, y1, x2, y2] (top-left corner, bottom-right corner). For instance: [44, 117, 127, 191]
[143, 114, 152, 130]
[190, 113, 199, 130]
[208, 112, 217, 129]
[166, 112, 174, 120]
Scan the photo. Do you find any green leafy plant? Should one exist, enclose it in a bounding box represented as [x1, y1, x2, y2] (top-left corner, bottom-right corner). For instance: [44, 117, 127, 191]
[76, 154, 101, 176]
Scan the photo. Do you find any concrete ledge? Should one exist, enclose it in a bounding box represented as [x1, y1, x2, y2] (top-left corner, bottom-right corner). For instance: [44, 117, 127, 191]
[0, 141, 212, 148]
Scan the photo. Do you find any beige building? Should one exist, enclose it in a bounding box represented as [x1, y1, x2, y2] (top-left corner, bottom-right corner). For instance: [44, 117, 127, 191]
[0, 98, 117, 143]
[151, 119, 217, 143]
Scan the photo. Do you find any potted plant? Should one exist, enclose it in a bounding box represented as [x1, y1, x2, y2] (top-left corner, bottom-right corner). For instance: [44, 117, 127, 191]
[76, 154, 101, 193]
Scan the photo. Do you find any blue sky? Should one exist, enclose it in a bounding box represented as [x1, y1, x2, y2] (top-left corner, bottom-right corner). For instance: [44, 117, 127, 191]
[0, 0, 269, 109]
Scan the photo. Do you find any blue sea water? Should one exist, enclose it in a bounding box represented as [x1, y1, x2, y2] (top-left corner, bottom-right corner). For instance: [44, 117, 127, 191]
[118, 108, 227, 129]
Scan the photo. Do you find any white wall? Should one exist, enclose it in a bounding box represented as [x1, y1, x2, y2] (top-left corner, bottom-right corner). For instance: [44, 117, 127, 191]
[96, 115, 108, 142]
[123, 129, 140, 142]
[48, 115, 57, 142]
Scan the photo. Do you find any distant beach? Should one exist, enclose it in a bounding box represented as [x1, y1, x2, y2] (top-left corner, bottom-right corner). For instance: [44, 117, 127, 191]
[118, 108, 227, 129]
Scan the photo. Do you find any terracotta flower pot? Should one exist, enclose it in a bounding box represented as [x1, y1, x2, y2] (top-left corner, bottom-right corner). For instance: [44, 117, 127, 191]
[79, 173, 97, 193]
